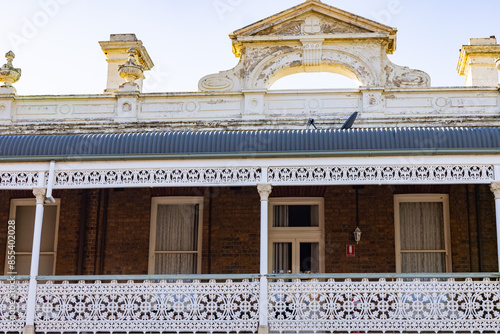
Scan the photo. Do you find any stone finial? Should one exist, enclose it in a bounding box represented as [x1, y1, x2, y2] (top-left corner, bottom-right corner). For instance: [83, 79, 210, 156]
[118, 48, 143, 91]
[0, 51, 21, 88]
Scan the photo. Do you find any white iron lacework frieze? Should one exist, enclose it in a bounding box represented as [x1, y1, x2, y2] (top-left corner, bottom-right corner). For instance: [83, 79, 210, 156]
[269, 165, 494, 184]
[34, 279, 259, 333]
[0, 280, 28, 332]
[54, 167, 262, 187]
[268, 278, 500, 333]
[0, 172, 39, 188]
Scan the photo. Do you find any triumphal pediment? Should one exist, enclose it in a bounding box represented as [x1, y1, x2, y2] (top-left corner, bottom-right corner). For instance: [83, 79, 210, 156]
[199, 0, 429, 92]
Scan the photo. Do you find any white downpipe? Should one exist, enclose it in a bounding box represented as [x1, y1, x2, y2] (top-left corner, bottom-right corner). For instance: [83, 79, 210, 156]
[44, 160, 56, 204]
[257, 183, 271, 332]
[24, 172, 47, 331]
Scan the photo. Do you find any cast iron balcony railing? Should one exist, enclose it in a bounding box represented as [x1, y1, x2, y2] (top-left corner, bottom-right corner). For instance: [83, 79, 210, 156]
[1, 273, 499, 333]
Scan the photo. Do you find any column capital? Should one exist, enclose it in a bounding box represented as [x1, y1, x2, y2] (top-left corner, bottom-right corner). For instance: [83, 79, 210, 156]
[32, 188, 46, 205]
[257, 184, 272, 201]
[491, 182, 500, 199]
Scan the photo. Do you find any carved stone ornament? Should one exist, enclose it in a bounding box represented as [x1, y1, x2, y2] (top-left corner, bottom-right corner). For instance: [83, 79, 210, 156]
[0, 51, 21, 87]
[118, 48, 143, 89]
[257, 183, 272, 201]
[496, 58, 500, 71]
[490, 182, 500, 200]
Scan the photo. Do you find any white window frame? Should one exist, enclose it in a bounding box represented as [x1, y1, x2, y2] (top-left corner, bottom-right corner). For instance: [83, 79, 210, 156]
[268, 197, 325, 273]
[148, 197, 204, 275]
[394, 194, 452, 273]
[4, 198, 60, 275]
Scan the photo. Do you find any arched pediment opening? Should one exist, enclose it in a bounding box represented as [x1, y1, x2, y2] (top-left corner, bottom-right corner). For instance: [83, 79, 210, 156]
[270, 70, 361, 90]
[249, 49, 379, 90]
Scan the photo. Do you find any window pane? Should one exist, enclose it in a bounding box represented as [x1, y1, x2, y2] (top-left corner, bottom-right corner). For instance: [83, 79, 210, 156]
[400, 202, 444, 250]
[156, 204, 198, 251]
[13, 205, 57, 253]
[272, 242, 292, 273]
[154, 254, 197, 274]
[273, 205, 319, 227]
[15, 205, 36, 252]
[13, 254, 54, 275]
[13, 254, 31, 275]
[401, 252, 445, 273]
[300, 242, 319, 273]
[38, 254, 55, 276]
[41, 206, 57, 253]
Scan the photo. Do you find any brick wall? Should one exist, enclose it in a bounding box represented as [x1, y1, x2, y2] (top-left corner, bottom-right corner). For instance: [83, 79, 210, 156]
[324, 186, 396, 273]
[207, 187, 261, 274]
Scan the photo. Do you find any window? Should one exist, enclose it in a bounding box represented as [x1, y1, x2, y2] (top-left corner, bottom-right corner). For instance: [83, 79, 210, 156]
[5, 198, 60, 276]
[268, 198, 324, 274]
[394, 194, 451, 273]
[148, 197, 203, 274]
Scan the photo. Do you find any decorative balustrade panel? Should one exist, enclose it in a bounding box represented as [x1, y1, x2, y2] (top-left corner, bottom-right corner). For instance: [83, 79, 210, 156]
[0, 280, 28, 332]
[268, 278, 500, 333]
[54, 167, 262, 188]
[0, 172, 39, 188]
[269, 165, 494, 184]
[35, 279, 259, 333]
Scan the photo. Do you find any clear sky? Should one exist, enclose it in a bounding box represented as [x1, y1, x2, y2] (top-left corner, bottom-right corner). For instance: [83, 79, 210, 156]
[1, 0, 499, 95]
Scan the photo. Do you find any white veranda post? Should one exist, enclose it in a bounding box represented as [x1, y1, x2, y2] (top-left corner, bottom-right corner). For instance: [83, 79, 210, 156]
[257, 183, 272, 334]
[490, 182, 500, 271]
[23, 173, 47, 334]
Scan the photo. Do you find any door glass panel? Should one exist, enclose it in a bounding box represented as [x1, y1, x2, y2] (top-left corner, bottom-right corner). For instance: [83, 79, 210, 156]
[300, 242, 319, 273]
[273, 205, 319, 227]
[272, 242, 292, 273]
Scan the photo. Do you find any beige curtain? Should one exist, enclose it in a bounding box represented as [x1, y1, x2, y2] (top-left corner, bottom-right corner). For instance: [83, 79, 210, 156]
[273, 205, 289, 227]
[400, 202, 445, 273]
[273, 242, 292, 273]
[155, 204, 198, 274]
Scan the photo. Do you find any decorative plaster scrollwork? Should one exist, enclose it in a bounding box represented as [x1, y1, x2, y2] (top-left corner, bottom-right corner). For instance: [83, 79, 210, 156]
[199, 75, 234, 91]
[385, 63, 431, 88]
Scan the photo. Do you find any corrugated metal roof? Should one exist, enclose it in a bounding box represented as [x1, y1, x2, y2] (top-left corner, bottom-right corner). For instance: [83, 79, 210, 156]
[0, 128, 499, 158]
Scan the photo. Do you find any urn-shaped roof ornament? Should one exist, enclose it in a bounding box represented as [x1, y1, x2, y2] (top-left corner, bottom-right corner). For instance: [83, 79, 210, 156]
[118, 47, 143, 91]
[0, 51, 21, 89]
